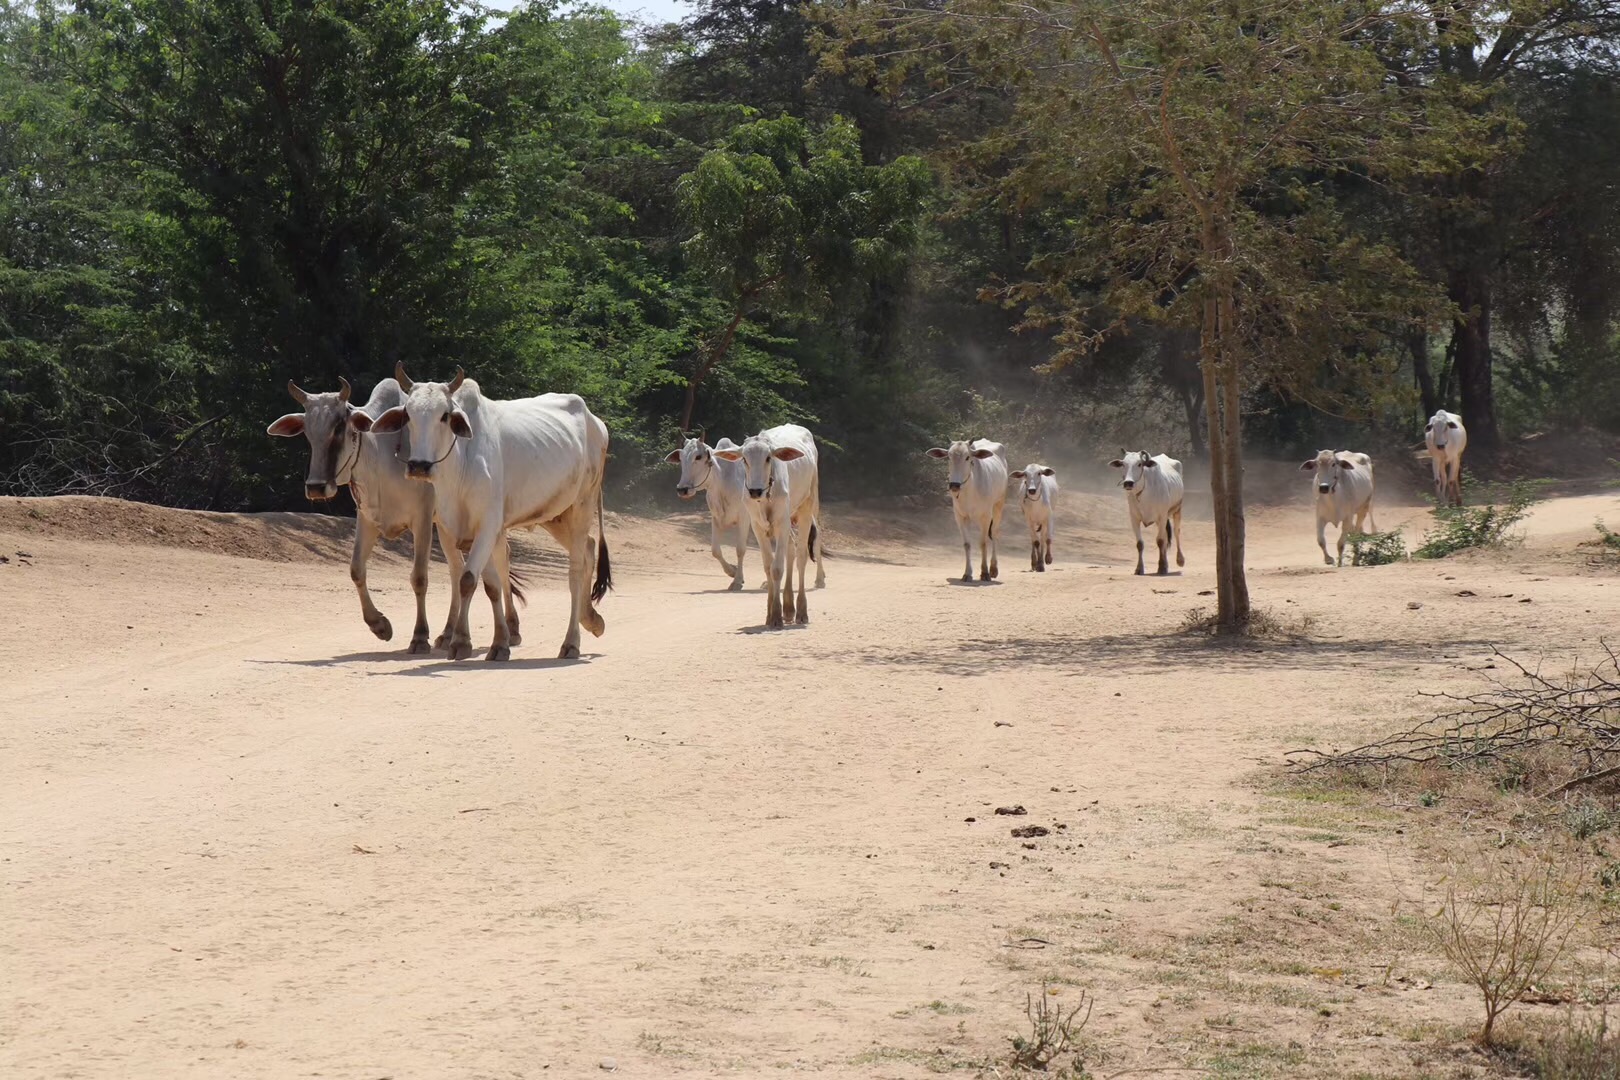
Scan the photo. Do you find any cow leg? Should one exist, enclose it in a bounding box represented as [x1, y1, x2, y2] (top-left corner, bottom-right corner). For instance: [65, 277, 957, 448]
[764, 528, 786, 629]
[480, 567, 511, 662]
[1172, 503, 1185, 567]
[1131, 511, 1146, 576]
[811, 489, 827, 589]
[1155, 518, 1170, 575]
[1031, 532, 1041, 572]
[730, 519, 748, 591]
[954, 509, 971, 582]
[781, 523, 797, 623]
[452, 519, 504, 661]
[1317, 515, 1333, 566]
[1044, 517, 1054, 566]
[792, 521, 810, 625]
[988, 504, 1001, 579]
[350, 513, 392, 642]
[405, 507, 433, 654]
[711, 515, 738, 581]
[978, 519, 993, 581]
[436, 537, 465, 651]
[492, 538, 521, 648]
[540, 508, 595, 660]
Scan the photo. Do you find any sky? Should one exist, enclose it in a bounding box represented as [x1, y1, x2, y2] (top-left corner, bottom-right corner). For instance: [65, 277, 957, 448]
[483, 0, 694, 25]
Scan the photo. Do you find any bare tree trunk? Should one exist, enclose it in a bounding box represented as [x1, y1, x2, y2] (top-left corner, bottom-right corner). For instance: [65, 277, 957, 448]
[1216, 292, 1249, 627]
[1449, 266, 1501, 454]
[1199, 296, 1235, 625]
[1179, 382, 1205, 459]
[1409, 330, 1439, 419]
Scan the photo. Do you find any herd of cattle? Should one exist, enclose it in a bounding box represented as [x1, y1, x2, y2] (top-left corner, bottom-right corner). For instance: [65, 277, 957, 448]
[267, 366, 1470, 661]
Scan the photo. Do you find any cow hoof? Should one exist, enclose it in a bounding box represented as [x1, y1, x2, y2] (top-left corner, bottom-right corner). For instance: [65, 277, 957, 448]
[1134, 567, 1145, 576]
[369, 616, 393, 642]
[1035, 562, 1045, 573]
[979, 570, 992, 582]
[486, 645, 511, 662]
[558, 643, 581, 660]
[447, 640, 474, 661]
[783, 598, 796, 620]
[961, 573, 973, 583]
[815, 574, 826, 589]
[506, 628, 522, 647]
[729, 579, 744, 592]
[1045, 552, 1054, 566]
[407, 637, 433, 655]
[1322, 556, 1334, 567]
[434, 633, 452, 650]
[990, 564, 999, 579]
[583, 610, 605, 637]
[767, 612, 784, 629]
[795, 607, 808, 626]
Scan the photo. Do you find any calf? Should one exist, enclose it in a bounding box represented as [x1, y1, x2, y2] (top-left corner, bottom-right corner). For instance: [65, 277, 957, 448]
[1424, 410, 1467, 507]
[1009, 464, 1057, 572]
[268, 377, 526, 653]
[1109, 451, 1185, 575]
[666, 435, 758, 590]
[926, 438, 1008, 582]
[368, 365, 610, 660]
[1301, 450, 1377, 567]
[714, 424, 821, 628]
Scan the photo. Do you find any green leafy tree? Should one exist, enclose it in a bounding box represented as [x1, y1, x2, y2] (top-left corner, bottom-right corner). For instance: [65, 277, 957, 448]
[676, 114, 929, 431]
[822, 0, 1462, 629]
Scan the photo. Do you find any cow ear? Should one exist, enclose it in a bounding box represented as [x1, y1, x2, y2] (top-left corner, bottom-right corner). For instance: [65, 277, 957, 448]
[971, 448, 995, 459]
[267, 413, 305, 437]
[1041, 467, 1055, 476]
[370, 406, 409, 434]
[772, 446, 805, 461]
[1108, 459, 1124, 468]
[1300, 460, 1317, 471]
[664, 449, 684, 464]
[713, 448, 743, 461]
[1142, 458, 1157, 467]
[1337, 459, 1354, 471]
[1010, 470, 1025, 479]
[926, 447, 948, 458]
[348, 411, 373, 433]
[449, 410, 472, 438]
[1447, 421, 1459, 429]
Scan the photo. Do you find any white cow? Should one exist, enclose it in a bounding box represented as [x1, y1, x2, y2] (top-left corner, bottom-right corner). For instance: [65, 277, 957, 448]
[1424, 409, 1467, 507]
[268, 377, 523, 654]
[666, 435, 759, 591]
[926, 438, 1008, 582]
[1301, 449, 1377, 567]
[367, 365, 611, 661]
[1109, 450, 1185, 576]
[713, 424, 822, 628]
[1009, 463, 1057, 572]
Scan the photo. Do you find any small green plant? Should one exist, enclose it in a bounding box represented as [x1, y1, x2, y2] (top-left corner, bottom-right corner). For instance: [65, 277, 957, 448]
[1414, 482, 1540, 559]
[1008, 983, 1093, 1074]
[1564, 799, 1614, 840]
[1349, 528, 1407, 566]
[1419, 791, 1440, 808]
[1597, 521, 1620, 551]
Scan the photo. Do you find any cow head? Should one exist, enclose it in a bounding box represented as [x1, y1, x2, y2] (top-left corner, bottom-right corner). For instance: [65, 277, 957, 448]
[1425, 410, 1460, 449]
[363, 363, 470, 481]
[266, 377, 368, 501]
[714, 434, 803, 500]
[1300, 449, 1355, 494]
[1109, 450, 1157, 492]
[1009, 463, 1054, 500]
[926, 439, 995, 495]
[665, 435, 725, 499]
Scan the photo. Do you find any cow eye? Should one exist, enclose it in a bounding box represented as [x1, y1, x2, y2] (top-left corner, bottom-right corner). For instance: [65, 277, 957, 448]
[441, 412, 449, 423]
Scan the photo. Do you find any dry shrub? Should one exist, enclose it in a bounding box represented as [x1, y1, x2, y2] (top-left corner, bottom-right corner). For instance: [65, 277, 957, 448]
[1534, 1008, 1620, 1080]
[1008, 983, 1093, 1074]
[1179, 605, 1316, 640]
[1423, 848, 1582, 1045]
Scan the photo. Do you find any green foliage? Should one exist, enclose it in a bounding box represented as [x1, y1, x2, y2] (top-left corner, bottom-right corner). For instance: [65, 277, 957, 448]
[1596, 521, 1620, 551]
[1414, 484, 1539, 559]
[1349, 530, 1409, 567]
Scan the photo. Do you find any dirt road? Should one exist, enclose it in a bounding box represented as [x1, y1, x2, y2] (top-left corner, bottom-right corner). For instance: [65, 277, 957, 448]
[3, 480, 1616, 1078]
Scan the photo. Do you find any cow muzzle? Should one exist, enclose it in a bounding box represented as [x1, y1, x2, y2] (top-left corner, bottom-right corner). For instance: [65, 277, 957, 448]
[1318, 484, 1332, 494]
[948, 481, 962, 493]
[676, 485, 694, 499]
[407, 461, 435, 481]
[1121, 480, 1134, 491]
[748, 487, 765, 499]
[305, 482, 336, 502]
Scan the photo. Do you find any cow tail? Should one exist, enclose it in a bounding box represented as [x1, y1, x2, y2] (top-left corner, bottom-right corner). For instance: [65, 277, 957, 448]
[590, 487, 613, 604]
[808, 520, 819, 560]
[506, 539, 528, 608]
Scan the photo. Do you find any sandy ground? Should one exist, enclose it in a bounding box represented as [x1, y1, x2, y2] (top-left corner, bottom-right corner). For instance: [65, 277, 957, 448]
[2, 472, 1617, 1079]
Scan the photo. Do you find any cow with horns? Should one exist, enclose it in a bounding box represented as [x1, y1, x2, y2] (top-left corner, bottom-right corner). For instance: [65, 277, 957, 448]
[267, 376, 525, 653]
[366, 364, 611, 661]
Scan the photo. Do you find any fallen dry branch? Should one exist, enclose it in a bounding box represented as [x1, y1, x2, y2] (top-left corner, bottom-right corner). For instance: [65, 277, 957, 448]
[1286, 643, 1620, 797]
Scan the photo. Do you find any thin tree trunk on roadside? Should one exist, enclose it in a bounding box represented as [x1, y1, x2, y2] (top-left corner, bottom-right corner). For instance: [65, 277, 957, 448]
[1409, 330, 1438, 418]
[1199, 295, 1233, 624]
[1216, 291, 1249, 627]
[1448, 266, 1502, 454]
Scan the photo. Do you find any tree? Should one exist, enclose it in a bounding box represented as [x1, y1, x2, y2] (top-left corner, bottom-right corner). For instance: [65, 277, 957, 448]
[823, 0, 1454, 629]
[676, 114, 929, 431]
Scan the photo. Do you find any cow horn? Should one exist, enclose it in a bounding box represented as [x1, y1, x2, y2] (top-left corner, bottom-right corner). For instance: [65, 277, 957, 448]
[288, 380, 309, 405]
[395, 362, 413, 391]
[447, 367, 465, 395]
[337, 376, 352, 403]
